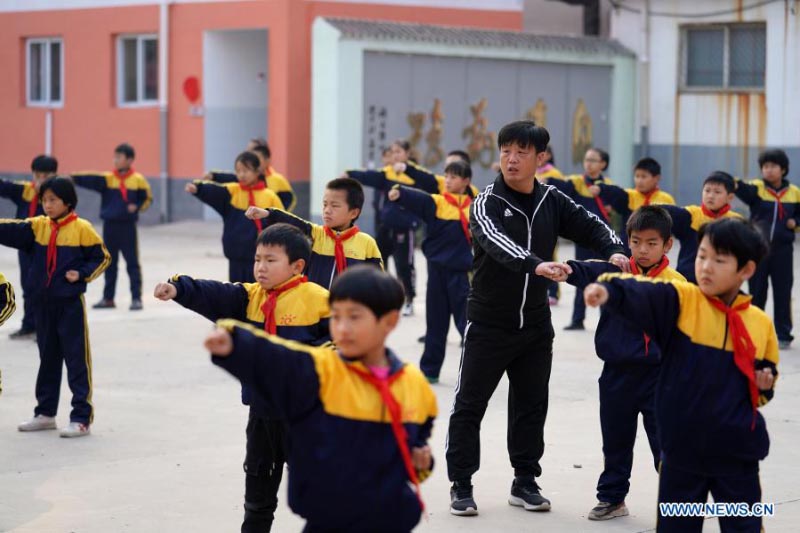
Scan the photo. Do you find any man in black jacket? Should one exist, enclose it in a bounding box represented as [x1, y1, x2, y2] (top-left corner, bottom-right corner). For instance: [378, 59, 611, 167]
[446, 121, 628, 516]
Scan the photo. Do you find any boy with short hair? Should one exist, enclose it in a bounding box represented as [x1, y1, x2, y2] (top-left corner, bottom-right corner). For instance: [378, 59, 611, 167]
[207, 141, 297, 212]
[585, 218, 778, 533]
[0, 155, 56, 338]
[661, 171, 742, 283]
[0, 177, 111, 437]
[71, 143, 152, 311]
[203, 266, 438, 532]
[245, 177, 383, 289]
[154, 223, 330, 532]
[735, 149, 800, 348]
[388, 159, 473, 383]
[562, 206, 685, 521]
[593, 157, 675, 244]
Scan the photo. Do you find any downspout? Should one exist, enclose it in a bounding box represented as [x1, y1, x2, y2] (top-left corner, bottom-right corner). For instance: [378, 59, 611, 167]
[159, 0, 170, 222]
[639, 0, 650, 159]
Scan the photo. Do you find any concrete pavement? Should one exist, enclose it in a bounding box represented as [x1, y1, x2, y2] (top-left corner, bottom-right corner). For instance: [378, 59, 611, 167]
[1, 221, 799, 532]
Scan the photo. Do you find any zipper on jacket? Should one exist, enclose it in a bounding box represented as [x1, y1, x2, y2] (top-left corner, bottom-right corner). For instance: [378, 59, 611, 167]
[492, 186, 551, 329]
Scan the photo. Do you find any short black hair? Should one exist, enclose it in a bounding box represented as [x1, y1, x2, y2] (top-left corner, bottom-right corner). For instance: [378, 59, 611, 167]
[392, 139, 412, 153]
[447, 150, 471, 165]
[758, 149, 789, 177]
[329, 265, 405, 318]
[545, 145, 555, 165]
[444, 160, 472, 180]
[31, 155, 58, 173]
[326, 177, 364, 218]
[497, 120, 550, 153]
[588, 147, 610, 169]
[40, 177, 78, 211]
[115, 143, 135, 160]
[235, 151, 265, 181]
[256, 223, 311, 264]
[251, 144, 271, 160]
[250, 137, 268, 149]
[703, 171, 735, 193]
[626, 205, 672, 242]
[697, 218, 768, 270]
[635, 157, 661, 177]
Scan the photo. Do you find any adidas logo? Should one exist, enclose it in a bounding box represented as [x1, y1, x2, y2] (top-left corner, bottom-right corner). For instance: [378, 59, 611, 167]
[503, 208, 513, 217]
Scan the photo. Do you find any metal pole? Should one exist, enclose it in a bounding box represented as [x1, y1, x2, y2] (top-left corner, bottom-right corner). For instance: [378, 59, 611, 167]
[159, 1, 170, 223]
[640, 0, 650, 159]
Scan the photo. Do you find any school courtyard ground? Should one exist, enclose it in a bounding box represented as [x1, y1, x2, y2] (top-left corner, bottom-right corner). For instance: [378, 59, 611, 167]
[1, 220, 799, 533]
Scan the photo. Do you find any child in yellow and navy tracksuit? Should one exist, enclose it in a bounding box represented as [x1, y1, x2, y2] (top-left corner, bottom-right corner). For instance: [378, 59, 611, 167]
[0, 272, 17, 394]
[400, 149, 480, 198]
[155, 223, 330, 532]
[594, 157, 675, 246]
[346, 140, 441, 314]
[187, 151, 284, 283]
[71, 143, 151, 310]
[388, 160, 473, 383]
[735, 149, 800, 348]
[207, 142, 297, 212]
[564, 206, 685, 521]
[0, 177, 110, 438]
[545, 147, 615, 330]
[246, 177, 383, 289]
[0, 155, 55, 338]
[662, 171, 742, 283]
[585, 218, 779, 533]
[203, 266, 438, 532]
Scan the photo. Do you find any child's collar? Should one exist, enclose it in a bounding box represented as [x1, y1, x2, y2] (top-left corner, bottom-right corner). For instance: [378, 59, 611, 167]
[340, 348, 404, 375]
[266, 273, 305, 293]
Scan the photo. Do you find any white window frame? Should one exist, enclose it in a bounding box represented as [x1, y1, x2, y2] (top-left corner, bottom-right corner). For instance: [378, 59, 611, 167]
[679, 22, 766, 93]
[116, 34, 158, 107]
[26, 37, 64, 107]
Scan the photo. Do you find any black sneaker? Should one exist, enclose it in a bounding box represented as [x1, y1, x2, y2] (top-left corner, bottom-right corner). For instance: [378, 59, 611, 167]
[9, 328, 36, 340]
[588, 501, 629, 521]
[450, 480, 478, 516]
[93, 299, 116, 309]
[508, 478, 551, 511]
[129, 299, 143, 311]
[417, 335, 426, 343]
[563, 322, 585, 331]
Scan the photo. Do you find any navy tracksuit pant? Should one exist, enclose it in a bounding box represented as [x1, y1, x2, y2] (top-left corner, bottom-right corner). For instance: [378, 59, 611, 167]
[18, 250, 37, 332]
[377, 225, 416, 303]
[33, 296, 93, 424]
[750, 243, 793, 342]
[571, 246, 601, 324]
[243, 409, 287, 533]
[657, 458, 762, 532]
[102, 221, 142, 301]
[229, 259, 255, 284]
[596, 363, 660, 504]
[419, 262, 468, 379]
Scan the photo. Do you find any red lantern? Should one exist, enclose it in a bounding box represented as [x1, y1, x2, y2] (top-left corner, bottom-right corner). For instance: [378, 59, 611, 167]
[182, 77, 200, 104]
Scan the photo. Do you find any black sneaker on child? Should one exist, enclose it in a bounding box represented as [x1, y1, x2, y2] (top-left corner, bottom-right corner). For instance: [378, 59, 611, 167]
[93, 299, 116, 309]
[508, 477, 551, 511]
[588, 501, 629, 521]
[563, 321, 585, 331]
[450, 480, 478, 516]
[9, 328, 36, 340]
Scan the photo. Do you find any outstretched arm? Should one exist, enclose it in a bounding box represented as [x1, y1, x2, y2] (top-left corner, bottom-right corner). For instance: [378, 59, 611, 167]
[160, 275, 249, 323]
[71, 173, 108, 192]
[0, 219, 36, 252]
[0, 273, 16, 327]
[555, 190, 626, 260]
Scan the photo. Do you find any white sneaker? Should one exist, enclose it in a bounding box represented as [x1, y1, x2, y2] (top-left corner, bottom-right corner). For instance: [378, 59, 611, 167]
[402, 303, 414, 317]
[60, 422, 90, 438]
[18, 415, 57, 432]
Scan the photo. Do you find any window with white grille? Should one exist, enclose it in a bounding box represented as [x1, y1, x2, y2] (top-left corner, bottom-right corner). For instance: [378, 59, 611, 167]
[117, 34, 158, 106]
[681, 23, 766, 91]
[26, 38, 63, 106]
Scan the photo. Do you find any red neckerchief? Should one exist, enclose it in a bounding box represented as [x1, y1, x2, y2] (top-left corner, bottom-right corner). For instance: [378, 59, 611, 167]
[323, 226, 360, 274]
[240, 181, 267, 232]
[345, 363, 425, 514]
[113, 168, 135, 203]
[701, 203, 731, 219]
[46, 212, 78, 286]
[641, 188, 660, 206]
[765, 186, 788, 221]
[585, 175, 610, 221]
[443, 193, 472, 245]
[28, 183, 39, 218]
[260, 275, 307, 334]
[705, 295, 759, 430]
[630, 256, 670, 355]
